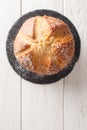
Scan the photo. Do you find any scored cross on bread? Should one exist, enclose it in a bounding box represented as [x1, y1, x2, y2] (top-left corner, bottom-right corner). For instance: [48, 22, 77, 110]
[14, 15, 75, 75]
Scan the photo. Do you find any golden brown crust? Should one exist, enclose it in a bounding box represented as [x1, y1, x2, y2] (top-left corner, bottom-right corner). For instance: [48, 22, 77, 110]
[14, 15, 75, 75]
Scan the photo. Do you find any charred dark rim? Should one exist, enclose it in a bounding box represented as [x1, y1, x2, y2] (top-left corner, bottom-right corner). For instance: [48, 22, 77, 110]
[6, 9, 80, 84]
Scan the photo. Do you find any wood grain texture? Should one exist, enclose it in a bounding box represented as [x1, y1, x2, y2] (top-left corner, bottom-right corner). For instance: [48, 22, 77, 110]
[22, 0, 64, 130]
[22, 0, 63, 15]
[0, 0, 20, 130]
[64, 0, 87, 130]
[22, 81, 63, 130]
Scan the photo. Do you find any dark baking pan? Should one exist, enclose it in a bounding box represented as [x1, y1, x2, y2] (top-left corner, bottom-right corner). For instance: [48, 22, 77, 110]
[6, 9, 80, 84]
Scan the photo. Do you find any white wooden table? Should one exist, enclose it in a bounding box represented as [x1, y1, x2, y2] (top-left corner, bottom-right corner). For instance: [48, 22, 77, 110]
[0, 0, 87, 130]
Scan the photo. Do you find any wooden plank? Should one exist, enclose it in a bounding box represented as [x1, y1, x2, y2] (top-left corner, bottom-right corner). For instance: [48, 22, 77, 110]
[22, 81, 63, 130]
[22, 0, 64, 130]
[64, 0, 87, 130]
[22, 0, 63, 15]
[0, 0, 20, 130]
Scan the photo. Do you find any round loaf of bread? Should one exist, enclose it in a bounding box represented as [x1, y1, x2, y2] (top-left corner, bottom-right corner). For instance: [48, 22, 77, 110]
[14, 15, 75, 75]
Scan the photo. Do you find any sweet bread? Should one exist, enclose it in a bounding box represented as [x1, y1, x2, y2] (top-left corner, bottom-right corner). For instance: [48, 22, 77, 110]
[14, 15, 75, 75]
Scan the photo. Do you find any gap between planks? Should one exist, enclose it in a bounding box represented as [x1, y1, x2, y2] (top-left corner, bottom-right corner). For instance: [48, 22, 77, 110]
[20, 0, 22, 130]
